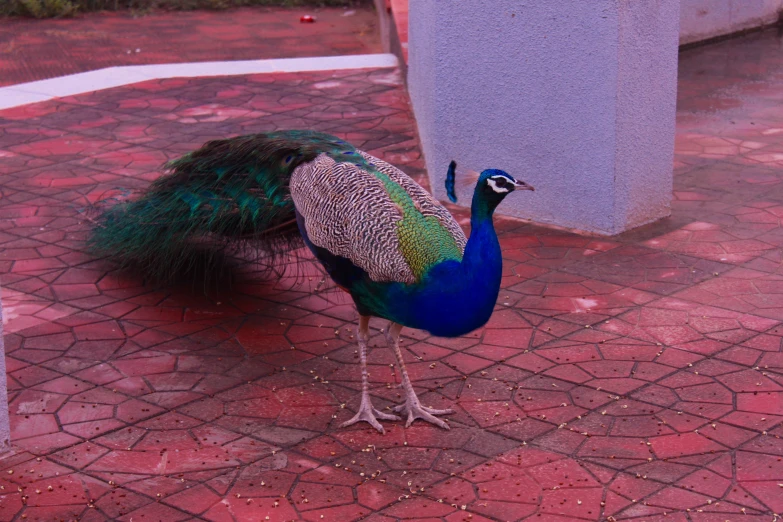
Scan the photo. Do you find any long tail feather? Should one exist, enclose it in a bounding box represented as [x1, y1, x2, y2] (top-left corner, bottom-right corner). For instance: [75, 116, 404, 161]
[89, 130, 351, 283]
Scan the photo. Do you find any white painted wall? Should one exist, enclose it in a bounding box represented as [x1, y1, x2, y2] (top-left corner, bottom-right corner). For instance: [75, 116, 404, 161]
[680, 0, 782, 45]
[409, 0, 680, 235]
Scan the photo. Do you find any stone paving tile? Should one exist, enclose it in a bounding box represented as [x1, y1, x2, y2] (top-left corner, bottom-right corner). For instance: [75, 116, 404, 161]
[2, 27, 783, 522]
[0, 6, 381, 86]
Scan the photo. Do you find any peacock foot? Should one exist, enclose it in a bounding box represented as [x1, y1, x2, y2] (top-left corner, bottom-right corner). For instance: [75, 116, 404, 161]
[393, 400, 454, 429]
[341, 398, 400, 434]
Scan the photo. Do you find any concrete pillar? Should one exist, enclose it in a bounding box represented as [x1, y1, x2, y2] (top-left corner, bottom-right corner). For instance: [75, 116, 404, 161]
[0, 287, 10, 454]
[408, 0, 680, 235]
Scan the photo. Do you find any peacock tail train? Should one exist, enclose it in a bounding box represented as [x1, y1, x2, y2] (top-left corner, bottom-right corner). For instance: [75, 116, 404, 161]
[89, 131, 341, 280]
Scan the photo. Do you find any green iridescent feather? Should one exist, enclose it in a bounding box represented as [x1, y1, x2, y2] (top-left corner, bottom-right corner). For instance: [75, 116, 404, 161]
[362, 164, 462, 280]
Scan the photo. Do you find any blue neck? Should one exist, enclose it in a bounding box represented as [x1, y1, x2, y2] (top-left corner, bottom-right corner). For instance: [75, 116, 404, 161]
[433, 192, 502, 334]
[463, 189, 502, 270]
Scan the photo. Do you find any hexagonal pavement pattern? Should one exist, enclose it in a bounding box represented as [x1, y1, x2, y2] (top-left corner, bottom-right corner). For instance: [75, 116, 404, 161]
[1, 28, 783, 522]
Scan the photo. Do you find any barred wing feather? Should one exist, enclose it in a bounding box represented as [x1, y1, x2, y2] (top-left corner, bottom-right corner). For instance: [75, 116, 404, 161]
[289, 153, 466, 284]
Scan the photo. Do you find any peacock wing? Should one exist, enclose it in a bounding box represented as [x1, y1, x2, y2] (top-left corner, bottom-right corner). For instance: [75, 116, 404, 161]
[357, 151, 467, 253]
[289, 153, 465, 284]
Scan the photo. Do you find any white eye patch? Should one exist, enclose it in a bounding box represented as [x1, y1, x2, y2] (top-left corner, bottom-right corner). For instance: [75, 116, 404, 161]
[487, 176, 511, 193]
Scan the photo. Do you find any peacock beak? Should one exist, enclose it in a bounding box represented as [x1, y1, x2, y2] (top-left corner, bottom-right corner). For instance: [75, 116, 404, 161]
[513, 179, 535, 191]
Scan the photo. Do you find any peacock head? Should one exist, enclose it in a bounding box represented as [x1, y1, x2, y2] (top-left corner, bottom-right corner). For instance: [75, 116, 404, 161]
[478, 169, 534, 200]
[445, 161, 534, 212]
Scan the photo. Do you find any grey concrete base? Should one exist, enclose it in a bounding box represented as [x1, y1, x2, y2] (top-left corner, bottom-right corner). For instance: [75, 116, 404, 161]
[408, 0, 680, 235]
[0, 287, 10, 454]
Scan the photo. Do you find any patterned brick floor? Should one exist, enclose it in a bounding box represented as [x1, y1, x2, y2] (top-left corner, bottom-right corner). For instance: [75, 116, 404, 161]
[0, 6, 380, 87]
[2, 27, 783, 522]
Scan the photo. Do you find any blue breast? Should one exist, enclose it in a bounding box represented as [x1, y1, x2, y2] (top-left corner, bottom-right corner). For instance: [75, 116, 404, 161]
[352, 219, 503, 337]
[296, 210, 503, 338]
[386, 270, 501, 337]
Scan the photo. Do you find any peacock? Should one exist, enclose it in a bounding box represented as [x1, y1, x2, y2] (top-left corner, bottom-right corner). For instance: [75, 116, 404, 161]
[90, 130, 534, 432]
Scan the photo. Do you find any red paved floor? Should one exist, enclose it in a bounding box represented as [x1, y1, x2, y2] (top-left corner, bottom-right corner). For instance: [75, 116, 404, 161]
[1, 27, 783, 522]
[0, 5, 381, 87]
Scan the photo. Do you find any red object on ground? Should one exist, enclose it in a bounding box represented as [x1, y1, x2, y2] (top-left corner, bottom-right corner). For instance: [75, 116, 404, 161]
[1, 25, 783, 522]
[300, 14, 316, 23]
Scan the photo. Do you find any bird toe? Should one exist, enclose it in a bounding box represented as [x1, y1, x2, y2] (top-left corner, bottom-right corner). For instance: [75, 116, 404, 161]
[373, 408, 400, 421]
[396, 402, 452, 430]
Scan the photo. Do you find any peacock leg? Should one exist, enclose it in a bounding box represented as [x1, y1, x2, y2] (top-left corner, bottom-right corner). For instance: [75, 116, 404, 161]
[387, 322, 454, 429]
[341, 315, 400, 433]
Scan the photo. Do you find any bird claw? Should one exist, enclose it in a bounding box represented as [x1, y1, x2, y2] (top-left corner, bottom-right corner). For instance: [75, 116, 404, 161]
[393, 402, 454, 429]
[341, 403, 400, 434]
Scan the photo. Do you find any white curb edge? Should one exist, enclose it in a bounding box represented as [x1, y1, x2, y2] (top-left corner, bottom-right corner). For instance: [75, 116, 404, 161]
[0, 53, 399, 111]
